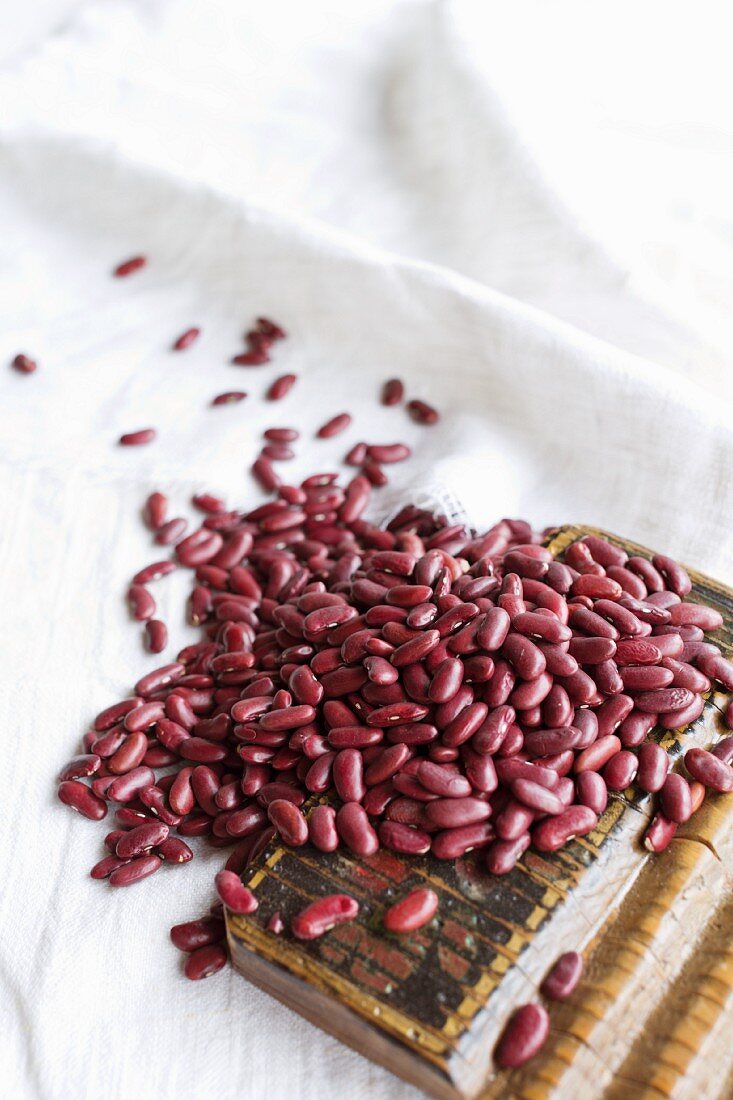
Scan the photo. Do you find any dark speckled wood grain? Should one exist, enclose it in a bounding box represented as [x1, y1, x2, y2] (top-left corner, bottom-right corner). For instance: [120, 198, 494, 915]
[227, 526, 733, 1100]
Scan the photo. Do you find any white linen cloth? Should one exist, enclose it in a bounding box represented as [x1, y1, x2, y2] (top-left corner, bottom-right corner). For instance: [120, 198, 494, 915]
[2, 3, 733, 1100]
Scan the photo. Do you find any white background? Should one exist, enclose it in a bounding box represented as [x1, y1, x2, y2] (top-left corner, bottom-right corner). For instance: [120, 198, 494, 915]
[2, 3, 733, 1099]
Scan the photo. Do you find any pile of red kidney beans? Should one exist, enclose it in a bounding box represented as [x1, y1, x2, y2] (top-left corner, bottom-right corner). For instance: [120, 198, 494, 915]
[49, 271, 733, 1073]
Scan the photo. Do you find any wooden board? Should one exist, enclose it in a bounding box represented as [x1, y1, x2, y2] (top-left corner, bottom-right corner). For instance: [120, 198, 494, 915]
[226, 525, 733, 1099]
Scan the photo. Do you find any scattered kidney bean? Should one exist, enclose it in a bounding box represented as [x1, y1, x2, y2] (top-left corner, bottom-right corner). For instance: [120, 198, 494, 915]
[172, 327, 200, 351]
[184, 943, 228, 980]
[540, 951, 583, 1001]
[494, 1004, 549, 1068]
[317, 413, 352, 438]
[119, 429, 157, 446]
[12, 353, 37, 373]
[170, 917, 225, 952]
[212, 391, 247, 405]
[381, 379, 404, 405]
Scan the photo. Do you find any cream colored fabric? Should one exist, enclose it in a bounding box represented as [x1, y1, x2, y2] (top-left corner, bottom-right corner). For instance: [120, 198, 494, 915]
[2, 3, 732, 1099]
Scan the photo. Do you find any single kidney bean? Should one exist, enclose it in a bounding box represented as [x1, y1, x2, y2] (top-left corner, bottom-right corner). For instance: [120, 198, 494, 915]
[660, 773, 693, 822]
[712, 737, 733, 765]
[170, 917, 225, 953]
[532, 805, 598, 851]
[267, 799, 308, 846]
[575, 771, 607, 815]
[381, 378, 404, 405]
[58, 754, 101, 781]
[485, 833, 530, 874]
[378, 820, 431, 854]
[494, 1004, 549, 1068]
[574, 735, 621, 774]
[109, 853, 162, 886]
[425, 797, 491, 829]
[184, 944, 228, 980]
[541, 951, 584, 1001]
[308, 805, 339, 852]
[116, 821, 170, 858]
[644, 812, 677, 852]
[292, 894, 360, 939]
[58, 780, 108, 820]
[602, 750, 638, 791]
[684, 748, 733, 792]
[214, 870, 259, 914]
[383, 888, 438, 933]
[158, 838, 193, 862]
[337, 802, 379, 856]
[637, 743, 669, 793]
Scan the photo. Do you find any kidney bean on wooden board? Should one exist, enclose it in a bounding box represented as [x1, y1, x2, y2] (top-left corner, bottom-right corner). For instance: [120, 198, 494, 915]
[494, 1004, 549, 1068]
[291, 894, 359, 939]
[540, 951, 584, 1001]
[383, 888, 438, 933]
[214, 871, 259, 914]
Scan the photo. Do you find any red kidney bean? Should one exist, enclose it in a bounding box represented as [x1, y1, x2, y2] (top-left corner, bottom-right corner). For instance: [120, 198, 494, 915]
[144, 619, 168, 653]
[378, 820, 431, 855]
[212, 390, 247, 405]
[214, 870, 259, 913]
[336, 802, 378, 855]
[634, 687, 695, 714]
[12, 352, 37, 373]
[494, 1004, 549, 1068]
[407, 399, 439, 425]
[541, 951, 584, 1001]
[383, 887, 438, 933]
[575, 771, 607, 815]
[602, 750, 638, 791]
[660, 773, 693, 822]
[431, 821, 493, 859]
[485, 832, 530, 874]
[91, 855, 130, 879]
[684, 748, 733, 792]
[366, 443, 411, 464]
[652, 554, 692, 596]
[425, 797, 491, 829]
[158, 838, 193, 862]
[184, 944, 228, 980]
[119, 428, 157, 446]
[155, 517, 189, 545]
[114, 255, 146, 277]
[644, 812, 677, 851]
[127, 584, 156, 622]
[58, 780, 108, 820]
[109, 853, 162, 886]
[58, 754, 101, 782]
[107, 766, 156, 803]
[317, 413, 352, 438]
[267, 799, 308, 846]
[172, 327, 200, 351]
[116, 822, 169, 858]
[637, 743, 669, 793]
[381, 379, 404, 405]
[308, 805, 339, 852]
[712, 737, 733, 764]
[265, 374, 297, 400]
[292, 894, 359, 939]
[574, 735, 621, 774]
[170, 917, 225, 952]
[532, 805, 598, 851]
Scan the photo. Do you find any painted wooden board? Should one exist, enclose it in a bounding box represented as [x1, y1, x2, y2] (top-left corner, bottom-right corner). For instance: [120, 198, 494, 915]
[227, 525, 733, 1099]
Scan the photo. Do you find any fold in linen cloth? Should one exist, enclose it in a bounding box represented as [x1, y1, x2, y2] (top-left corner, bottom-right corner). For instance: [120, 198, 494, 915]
[1, 3, 732, 1100]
